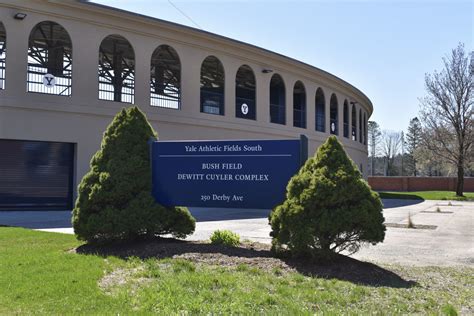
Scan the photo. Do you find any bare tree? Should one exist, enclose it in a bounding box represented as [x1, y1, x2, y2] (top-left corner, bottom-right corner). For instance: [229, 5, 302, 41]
[381, 130, 402, 176]
[368, 121, 382, 176]
[420, 43, 473, 196]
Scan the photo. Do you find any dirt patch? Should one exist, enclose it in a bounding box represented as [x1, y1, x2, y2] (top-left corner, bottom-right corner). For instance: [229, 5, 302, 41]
[384, 223, 437, 230]
[420, 211, 453, 214]
[75, 238, 416, 288]
[99, 267, 140, 292]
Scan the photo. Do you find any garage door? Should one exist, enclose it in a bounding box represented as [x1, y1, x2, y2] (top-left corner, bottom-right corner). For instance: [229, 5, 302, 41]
[0, 139, 75, 211]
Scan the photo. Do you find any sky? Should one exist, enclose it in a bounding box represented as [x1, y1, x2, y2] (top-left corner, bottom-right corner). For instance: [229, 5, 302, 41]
[94, 0, 473, 132]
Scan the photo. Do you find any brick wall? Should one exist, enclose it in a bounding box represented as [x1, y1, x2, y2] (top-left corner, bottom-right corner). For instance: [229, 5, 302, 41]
[368, 177, 474, 192]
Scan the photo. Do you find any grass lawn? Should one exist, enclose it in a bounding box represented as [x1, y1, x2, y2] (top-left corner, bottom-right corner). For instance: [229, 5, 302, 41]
[378, 190, 474, 201]
[1, 227, 472, 314]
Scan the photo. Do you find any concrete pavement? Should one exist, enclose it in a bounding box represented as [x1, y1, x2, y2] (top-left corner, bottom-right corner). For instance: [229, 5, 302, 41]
[0, 199, 472, 266]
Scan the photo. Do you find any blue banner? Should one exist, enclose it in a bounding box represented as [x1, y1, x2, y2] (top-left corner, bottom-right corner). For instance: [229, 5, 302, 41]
[151, 139, 302, 209]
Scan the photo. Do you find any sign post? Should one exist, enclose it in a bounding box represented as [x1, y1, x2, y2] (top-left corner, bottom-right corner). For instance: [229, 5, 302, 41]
[152, 137, 307, 209]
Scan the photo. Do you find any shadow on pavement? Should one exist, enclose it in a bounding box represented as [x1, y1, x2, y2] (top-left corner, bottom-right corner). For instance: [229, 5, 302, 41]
[0, 211, 72, 229]
[381, 198, 424, 209]
[76, 237, 417, 288]
[0, 208, 270, 229]
[189, 207, 270, 222]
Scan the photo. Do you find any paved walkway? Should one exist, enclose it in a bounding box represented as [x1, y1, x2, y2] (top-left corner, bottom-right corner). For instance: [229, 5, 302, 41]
[1, 200, 473, 267]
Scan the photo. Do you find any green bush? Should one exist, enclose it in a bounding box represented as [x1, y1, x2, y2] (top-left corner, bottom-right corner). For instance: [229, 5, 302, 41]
[210, 230, 240, 247]
[72, 107, 195, 243]
[269, 136, 385, 257]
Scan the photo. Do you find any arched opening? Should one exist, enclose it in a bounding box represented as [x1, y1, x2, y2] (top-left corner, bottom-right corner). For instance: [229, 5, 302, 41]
[150, 45, 181, 109]
[351, 104, 357, 141]
[343, 100, 349, 138]
[330, 93, 338, 135]
[98, 34, 135, 103]
[27, 21, 72, 96]
[315, 88, 325, 132]
[359, 108, 363, 143]
[0, 22, 5, 90]
[364, 113, 367, 145]
[200, 56, 224, 115]
[235, 65, 256, 120]
[293, 81, 306, 128]
[269, 74, 285, 125]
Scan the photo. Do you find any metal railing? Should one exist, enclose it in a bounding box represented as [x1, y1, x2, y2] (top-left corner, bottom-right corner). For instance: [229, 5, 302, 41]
[344, 122, 349, 138]
[0, 56, 4, 90]
[316, 113, 325, 132]
[27, 64, 72, 96]
[293, 108, 306, 128]
[151, 85, 180, 109]
[98, 74, 135, 103]
[270, 103, 285, 124]
[201, 90, 224, 115]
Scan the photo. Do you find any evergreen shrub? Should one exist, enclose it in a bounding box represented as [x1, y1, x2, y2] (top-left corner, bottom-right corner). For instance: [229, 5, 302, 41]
[269, 136, 385, 257]
[72, 107, 195, 243]
[210, 230, 240, 247]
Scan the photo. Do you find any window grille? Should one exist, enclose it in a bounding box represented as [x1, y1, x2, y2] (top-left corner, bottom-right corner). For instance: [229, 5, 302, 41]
[343, 100, 349, 138]
[235, 65, 256, 120]
[293, 81, 306, 128]
[364, 113, 368, 145]
[150, 45, 181, 109]
[27, 21, 72, 96]
[315, 88, 325, 132]
[0, 22, 5, 90]
[352, 105, 357, 141]
[270, 74, 285, 125]
[330, 94, 338, 135]
[98, 35, 134, 103]
[200, 56, 224, 115]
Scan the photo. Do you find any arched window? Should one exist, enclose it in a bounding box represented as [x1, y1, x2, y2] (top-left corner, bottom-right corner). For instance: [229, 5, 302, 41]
[293, 81, 306, 128]
[150, 45, 181, 109]
[351, 104, 357, 141]
[343, 100, 349, 138]
[315, 88, 325, 132]
[200, 56, 224, 115]
[269, 74, 285, 124]
[235, 65, 256, 120]
[0, 22, 5, 90]
[330, 93, 338, 135]
[98, 34, 135, 103]
[27, 21, 72, 96]
[359, 108, 363, 143]
[364, 112, 368, 145]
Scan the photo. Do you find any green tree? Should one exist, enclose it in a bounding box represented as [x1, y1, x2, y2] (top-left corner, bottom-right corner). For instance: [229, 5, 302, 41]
[72, 107, 195, 243]
[269, 136, 385, 258]
[405, 117, 423, 176]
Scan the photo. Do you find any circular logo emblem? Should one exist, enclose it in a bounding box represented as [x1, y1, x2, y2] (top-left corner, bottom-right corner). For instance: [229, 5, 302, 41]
[43, 74, 56, 88]
[241, 103, 249, 115]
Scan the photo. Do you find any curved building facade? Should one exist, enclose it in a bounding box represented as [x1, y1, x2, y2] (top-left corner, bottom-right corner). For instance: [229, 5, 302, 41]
[0, 0, 372, 210]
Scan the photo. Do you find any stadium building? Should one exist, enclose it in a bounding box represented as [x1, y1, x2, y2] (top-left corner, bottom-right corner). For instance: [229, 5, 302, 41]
[0, 0, 372, 211]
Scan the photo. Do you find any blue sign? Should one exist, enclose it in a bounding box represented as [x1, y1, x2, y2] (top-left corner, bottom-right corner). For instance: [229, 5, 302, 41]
[151, 139, 304, 209]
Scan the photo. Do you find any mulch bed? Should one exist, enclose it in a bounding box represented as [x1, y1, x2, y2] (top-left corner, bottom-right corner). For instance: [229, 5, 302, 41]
[74, 238, 417, 288]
